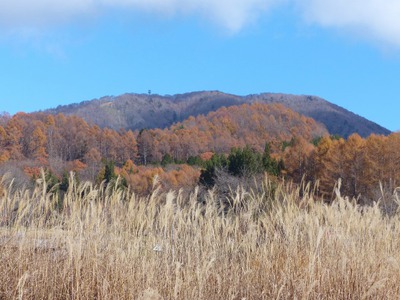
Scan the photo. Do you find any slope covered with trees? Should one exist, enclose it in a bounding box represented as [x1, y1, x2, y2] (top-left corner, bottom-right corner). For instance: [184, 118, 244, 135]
[0, 103, 325, 193]
[135, 103, 327, 164]
[0, 112, 137, 182]
[282, 133, 400, 203]
[0, 101, 399, 203]
[46, 91, 391, 138]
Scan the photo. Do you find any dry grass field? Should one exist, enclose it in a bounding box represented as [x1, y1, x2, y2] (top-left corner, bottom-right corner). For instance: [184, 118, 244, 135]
[1, 174, 400, 299]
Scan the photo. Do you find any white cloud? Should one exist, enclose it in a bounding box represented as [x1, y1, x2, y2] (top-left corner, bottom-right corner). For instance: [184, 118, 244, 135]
[0, 0, 278, 32]
[1, 0, 400, 47]
[104, 0, 280, 32]
[0, 0, 97, 27]
[296, 0, 400, 47]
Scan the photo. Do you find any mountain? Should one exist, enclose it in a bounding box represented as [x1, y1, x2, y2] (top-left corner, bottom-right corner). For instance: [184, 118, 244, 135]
[45, 91, 391, 138]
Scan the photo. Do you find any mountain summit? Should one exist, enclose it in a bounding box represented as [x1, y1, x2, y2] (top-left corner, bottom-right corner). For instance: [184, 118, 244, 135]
[46, 91, 390, 138]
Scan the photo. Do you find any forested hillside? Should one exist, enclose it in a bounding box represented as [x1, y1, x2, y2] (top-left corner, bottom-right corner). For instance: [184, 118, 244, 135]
[46, 91, 391, 138]
[136, 103, 327, 164]
[0, 102, 398, 201]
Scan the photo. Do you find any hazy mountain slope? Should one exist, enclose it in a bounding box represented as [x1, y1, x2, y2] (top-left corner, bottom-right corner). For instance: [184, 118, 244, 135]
[46, 91, 391, 138]
[246, 93, 389, 138]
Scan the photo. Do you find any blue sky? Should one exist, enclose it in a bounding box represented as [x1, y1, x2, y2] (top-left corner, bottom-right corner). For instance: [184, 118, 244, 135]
[0, 0, 399, 132]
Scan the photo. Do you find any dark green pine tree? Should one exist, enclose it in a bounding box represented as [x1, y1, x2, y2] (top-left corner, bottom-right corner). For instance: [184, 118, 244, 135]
[262, 142, 284, 176]
[228, 146, 263, 177]
[104, 160, 117, 185]
[199, 153, 229, 187]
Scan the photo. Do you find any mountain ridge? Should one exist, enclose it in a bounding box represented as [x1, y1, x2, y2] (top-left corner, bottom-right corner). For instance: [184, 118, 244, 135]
[45, 91, 391, 138]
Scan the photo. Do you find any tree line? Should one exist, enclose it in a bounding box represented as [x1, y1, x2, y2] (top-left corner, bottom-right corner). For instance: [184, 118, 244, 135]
[0, 104, 398, 201]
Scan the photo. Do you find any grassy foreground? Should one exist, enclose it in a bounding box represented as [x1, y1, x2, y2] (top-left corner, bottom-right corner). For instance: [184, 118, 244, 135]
[1, 175, 400, 299]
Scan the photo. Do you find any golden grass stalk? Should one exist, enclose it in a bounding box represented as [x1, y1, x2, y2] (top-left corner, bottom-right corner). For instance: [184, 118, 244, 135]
[0, 174, 400, 299]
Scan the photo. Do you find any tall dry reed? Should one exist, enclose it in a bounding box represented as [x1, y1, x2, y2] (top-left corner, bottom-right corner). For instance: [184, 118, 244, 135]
[1, 173, 400, 299]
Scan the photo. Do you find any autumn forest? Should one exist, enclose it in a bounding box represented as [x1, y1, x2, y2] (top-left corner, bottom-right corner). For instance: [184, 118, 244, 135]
[0, 102, 398, 203]
[2, 98, 400, 299]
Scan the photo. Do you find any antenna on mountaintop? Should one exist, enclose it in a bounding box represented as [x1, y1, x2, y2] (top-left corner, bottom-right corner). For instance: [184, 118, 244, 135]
[148, 90, 151, 95]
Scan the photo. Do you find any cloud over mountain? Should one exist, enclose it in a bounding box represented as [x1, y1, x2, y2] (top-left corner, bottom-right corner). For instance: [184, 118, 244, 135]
[1, 0, 400, 47]
[298, 0, 400, 47]
[0, 0, 276, 32]
[0, 0, 95, 27]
